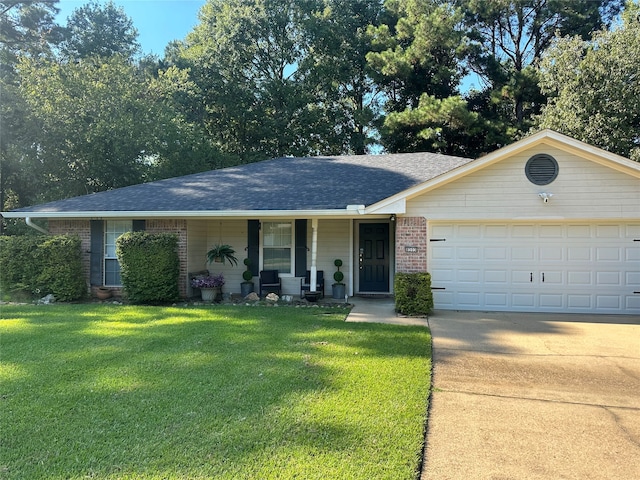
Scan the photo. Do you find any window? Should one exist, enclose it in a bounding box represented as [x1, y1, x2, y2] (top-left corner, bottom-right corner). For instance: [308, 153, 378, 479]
[525, 154, 558, 185]
[104, 220, 131, 286]
[263, 221, 292, 274]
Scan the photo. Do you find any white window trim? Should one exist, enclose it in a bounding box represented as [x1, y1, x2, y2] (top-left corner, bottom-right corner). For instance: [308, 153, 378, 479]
[104, 220, 132, 286]
[261, 220, 295, 276]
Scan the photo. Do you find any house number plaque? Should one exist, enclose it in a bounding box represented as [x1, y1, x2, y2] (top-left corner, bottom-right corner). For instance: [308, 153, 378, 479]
[405, 246, 419, 253]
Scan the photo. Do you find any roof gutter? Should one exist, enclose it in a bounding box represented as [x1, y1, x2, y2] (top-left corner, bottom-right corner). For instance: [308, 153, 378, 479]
[25, 217, 49, 235]
[3, 207, 372, 220]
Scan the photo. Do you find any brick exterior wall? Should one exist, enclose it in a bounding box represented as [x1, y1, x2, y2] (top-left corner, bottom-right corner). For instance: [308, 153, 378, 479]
[395, 216, 427, 273]
[48, 218, 189, 299]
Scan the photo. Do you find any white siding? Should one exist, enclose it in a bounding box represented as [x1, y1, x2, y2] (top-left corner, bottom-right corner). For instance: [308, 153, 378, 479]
[187, 218, 353, 296]
[406, 146, 640, 220]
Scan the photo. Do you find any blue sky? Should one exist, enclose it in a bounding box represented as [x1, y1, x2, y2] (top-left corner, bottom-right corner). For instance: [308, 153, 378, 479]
[56, 0, 207, 56]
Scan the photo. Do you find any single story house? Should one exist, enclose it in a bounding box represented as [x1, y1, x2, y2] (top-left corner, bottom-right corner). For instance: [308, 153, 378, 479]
[3, 129, 639, 315]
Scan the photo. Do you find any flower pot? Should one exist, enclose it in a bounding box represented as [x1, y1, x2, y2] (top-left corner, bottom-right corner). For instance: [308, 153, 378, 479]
[304, 291, 322, 302]
[96, 287, 112, 300]
[240, 282, 254, 298]
[201, 287, 221, 302]
[332, 283, 346, 300]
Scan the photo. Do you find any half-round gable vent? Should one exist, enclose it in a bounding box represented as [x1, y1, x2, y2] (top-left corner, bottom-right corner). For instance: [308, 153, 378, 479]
[525, 154, 558, 185]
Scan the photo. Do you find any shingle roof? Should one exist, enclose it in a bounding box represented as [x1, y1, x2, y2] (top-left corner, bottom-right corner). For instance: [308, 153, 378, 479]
[9, 152, 474, 214]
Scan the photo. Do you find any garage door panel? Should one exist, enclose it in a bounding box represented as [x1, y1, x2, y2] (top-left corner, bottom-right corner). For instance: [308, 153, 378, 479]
[512, 247, 536, 261]
[567, 271, 592, 285]
[568, 247, 591, 261]
[540, 270, 563, 285]
[596, 271, 621, 286]
[567, 295, 592, 309]
[485, 247, 508, 260]
[485, 293, 508, 307]
[596, 247, 621, 261]
[540, 246, 563, 261]
[485, 270, 508, 283]
[512, 270, 533, 284]
[540, 294, 564, 309]
[428, 222, 639, 314]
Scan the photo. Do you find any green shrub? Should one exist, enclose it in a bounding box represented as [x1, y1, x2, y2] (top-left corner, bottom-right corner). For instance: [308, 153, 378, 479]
[116, 232, 180, 303]
[0, 235, 86, 301]
[394, 272, 433, 316]
[35, 236, 87, 301]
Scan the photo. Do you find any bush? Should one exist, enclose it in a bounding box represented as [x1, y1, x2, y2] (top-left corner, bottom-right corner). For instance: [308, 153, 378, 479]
[0, 235, 86, 301]
[116, 232, 180, 303]
[35, 236, 87, 301]
[394, 272, 433, 316]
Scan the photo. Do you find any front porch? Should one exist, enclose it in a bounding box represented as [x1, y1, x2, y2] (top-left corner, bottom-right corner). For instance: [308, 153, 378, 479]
[186, 217, 412, 299]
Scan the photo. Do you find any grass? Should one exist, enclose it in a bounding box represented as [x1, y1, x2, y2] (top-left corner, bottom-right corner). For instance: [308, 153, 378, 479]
[0, 304, 431, 479]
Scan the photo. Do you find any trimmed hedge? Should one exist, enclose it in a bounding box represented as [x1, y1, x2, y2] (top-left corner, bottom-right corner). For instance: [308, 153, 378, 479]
[116, 232, 180, 303]
[394, 272, 433, 316]
[0, 235, 86, 301]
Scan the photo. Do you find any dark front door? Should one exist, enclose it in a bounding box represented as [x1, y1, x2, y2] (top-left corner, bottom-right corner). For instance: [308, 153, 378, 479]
[359, 223, 390, 292]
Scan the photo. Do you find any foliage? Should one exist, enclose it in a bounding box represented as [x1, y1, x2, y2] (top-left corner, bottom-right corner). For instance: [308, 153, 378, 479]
[116, 232, 180, 303]
[394, 272, 433, 316]
[536, 2, 640, 161]
[383, 94, 489, 156]
[333, 258, 344, 284]
[0, 235, 41, 297]
[33, 235, 87, 301]
[458, 0, 624, 135]
[191, 273, 225, 289]
[58, 0, 140, 60]
[0, 1, 63, 232]
[0, 304, 431, 479]
[206, 243, 239, 266]
[242, 258, 253, 282]
[0, 234, 86, 301]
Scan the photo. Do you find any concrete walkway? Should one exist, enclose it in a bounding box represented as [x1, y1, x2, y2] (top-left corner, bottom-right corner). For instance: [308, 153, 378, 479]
[422, 310, 640, 480]
[345, 296, 428, 327]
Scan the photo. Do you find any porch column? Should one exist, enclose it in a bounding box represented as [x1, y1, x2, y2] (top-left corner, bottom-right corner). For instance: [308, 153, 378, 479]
[310, 218, 318, 291]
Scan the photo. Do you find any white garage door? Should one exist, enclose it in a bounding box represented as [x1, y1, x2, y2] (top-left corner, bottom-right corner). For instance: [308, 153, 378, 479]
[428, 223, 640, 314]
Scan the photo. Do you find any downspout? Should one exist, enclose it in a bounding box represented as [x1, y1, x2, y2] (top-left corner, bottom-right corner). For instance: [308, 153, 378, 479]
[25, 217, 49, 235]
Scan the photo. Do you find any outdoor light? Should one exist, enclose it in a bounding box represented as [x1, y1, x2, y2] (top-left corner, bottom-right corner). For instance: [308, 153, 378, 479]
[538, 192, 553, 203]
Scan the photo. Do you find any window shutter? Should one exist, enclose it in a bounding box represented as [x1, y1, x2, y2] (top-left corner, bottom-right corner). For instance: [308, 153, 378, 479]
[132, 220, 146, 231]
[90, 220, 104, 286]
[247, 220, 260, 276]
[295, 219, 307, 277]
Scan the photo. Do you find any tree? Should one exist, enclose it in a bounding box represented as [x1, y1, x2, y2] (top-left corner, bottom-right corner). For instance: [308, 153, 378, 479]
[458, 0, 624, 132]
[19, 55, 219, 200]
[0, 1, 62, 233]
[175, 0, 318, 163]
[58, 0, 140, 60]
[308, 0, 383, 154]
[536, 2, 640, 161]
[367, 0, 486, 154]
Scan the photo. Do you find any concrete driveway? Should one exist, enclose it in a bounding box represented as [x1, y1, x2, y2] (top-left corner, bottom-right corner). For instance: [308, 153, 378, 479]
[421, 310, 640, 480]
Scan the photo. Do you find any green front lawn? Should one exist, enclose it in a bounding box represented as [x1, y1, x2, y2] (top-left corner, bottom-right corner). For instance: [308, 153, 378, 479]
[0, 304, 431, 479]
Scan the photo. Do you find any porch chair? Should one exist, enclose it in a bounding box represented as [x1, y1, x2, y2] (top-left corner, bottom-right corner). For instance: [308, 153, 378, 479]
[300, 270, 325, 299]
[259, 270, 281, 296]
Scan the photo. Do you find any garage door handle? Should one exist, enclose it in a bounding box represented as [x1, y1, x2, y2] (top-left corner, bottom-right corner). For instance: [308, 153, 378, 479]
[530, 273, 533, 282]
[542, 272, 545, 283]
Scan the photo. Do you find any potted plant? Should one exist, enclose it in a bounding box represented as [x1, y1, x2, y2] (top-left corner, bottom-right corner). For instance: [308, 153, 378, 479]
[240, 258, 254, 297]
[191, 273, 225, 302]
[206, 244, 238, 266]
[332, 259, 346, 299]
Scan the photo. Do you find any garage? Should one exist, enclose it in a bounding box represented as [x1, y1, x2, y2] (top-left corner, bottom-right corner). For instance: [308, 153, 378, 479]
[428, 222, 640, 314]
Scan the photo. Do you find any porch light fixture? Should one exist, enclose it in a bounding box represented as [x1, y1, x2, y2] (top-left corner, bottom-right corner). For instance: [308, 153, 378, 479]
[389, 214, 396, 221]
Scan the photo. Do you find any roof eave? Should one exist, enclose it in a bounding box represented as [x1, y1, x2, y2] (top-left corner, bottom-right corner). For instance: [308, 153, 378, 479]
[1, 208, 373, 220]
